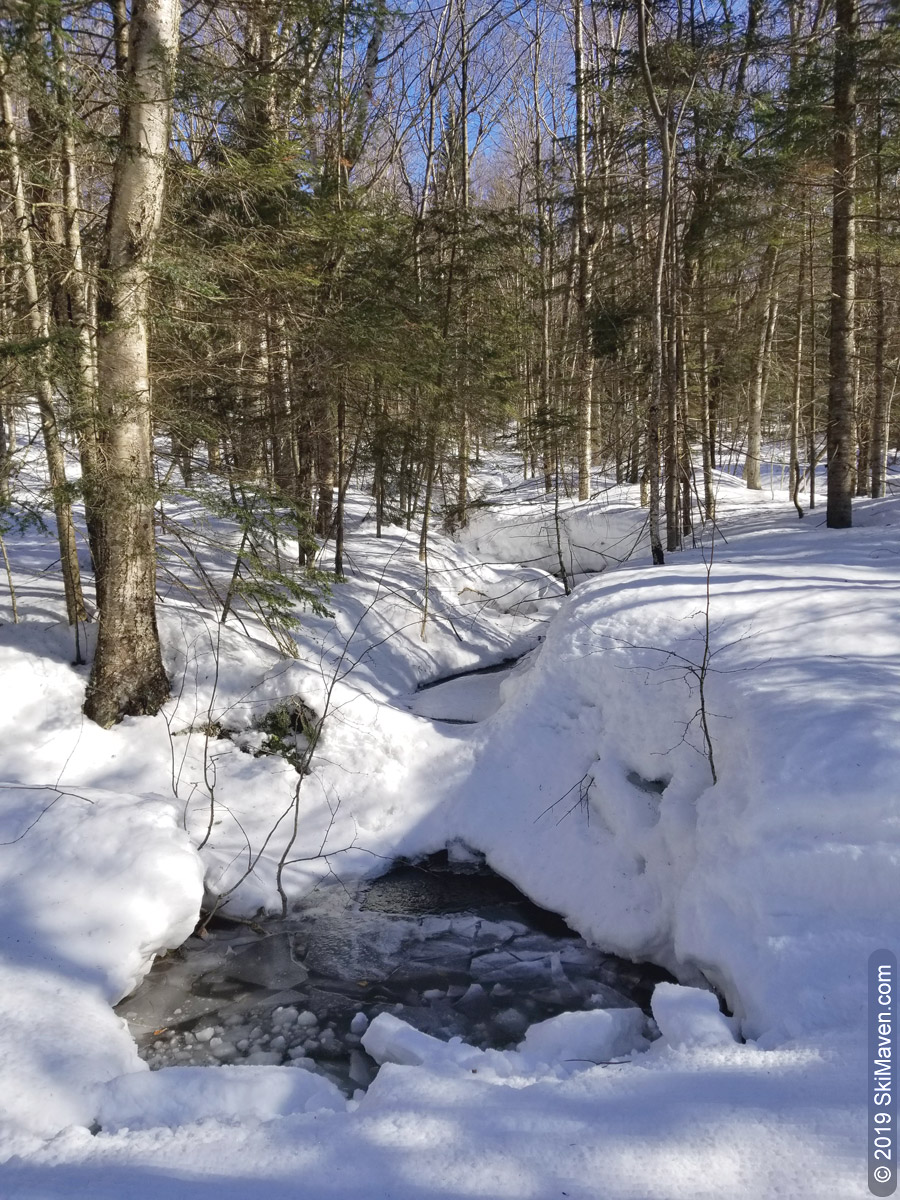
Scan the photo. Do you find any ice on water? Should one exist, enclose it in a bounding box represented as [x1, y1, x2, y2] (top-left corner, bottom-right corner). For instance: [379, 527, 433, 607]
[117, 865, 662, 1092]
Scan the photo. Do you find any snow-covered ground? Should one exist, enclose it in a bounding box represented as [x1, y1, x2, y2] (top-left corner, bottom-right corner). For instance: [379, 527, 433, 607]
[0, 437, 894, 1198]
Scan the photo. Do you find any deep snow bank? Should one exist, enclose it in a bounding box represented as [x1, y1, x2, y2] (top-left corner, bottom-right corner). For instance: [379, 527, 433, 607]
[0, 787, 203, 1151]
[460, 468, 649, 580]
[0, 492, 561, 915]
[452, 498, 900, 1042]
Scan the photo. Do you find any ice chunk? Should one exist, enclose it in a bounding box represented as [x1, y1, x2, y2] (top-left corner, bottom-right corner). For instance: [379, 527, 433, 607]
[121, 981, 225, 1036]
[454, 983, 491, 1020]
[449, 917, 524, 947]
[519, 1007, 648, 1066]
[475, 919, 528, 944]
[361, 1014, 526, 1081]
[272, 1006, 298, 1027]
[362, 1013, 434, 1067]
[470, 949, 550, 985]
[350, 1012, 369, 1035]
[650, 983, 736, 1049]
[217, 935, 309, 990]
[557, 944, 607, 970]
[362, 1013, 477, 1069]
[306, 987, 361, 1020]
[304, 926, 397, 982]
[550, 951, 575, 993]
[410, 933, 475, 967]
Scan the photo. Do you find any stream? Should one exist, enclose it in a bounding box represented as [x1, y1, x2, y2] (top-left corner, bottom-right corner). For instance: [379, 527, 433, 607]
[116, 850, 671, 1094]
[116, 655, 671, 1093]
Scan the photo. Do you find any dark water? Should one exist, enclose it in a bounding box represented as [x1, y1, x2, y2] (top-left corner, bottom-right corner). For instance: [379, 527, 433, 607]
[116, 851, 671, 1094]
[415, 656, 527, 692]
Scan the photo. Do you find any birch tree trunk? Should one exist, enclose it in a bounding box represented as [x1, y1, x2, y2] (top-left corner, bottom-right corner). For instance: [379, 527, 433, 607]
[83, 0, 178, 726]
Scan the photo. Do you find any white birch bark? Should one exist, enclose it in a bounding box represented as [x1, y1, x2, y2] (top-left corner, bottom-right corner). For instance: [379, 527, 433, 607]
[84, 0, 179, 726]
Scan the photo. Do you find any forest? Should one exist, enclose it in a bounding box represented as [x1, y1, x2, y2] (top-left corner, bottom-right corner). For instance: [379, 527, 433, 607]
[0, 5, 897, 1198]
[0, 0, 894, 725]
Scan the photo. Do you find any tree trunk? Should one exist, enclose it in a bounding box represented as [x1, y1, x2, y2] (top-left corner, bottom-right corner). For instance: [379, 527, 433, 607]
[532, 35, 555, 496]
[572, 0, 594, 501]
[333, 393, 345, 577]
[455, 0, 471, 528]
[697, 257, 715, 520]
[826, 0, 858, 529]
[0, 80, 87, 628]
[315, 388, 335, 538]
[871, 100, 888, 499]
[790, 247, 805, 518]
[664, 217, 679, 550]
[83, 0, 178, 726]
[418, 426, 437, 563]
[808, 213, 819, 509]
[50, 18, 104, 569]
[745, 243, 779, 490]
[637, 0, 672, 565]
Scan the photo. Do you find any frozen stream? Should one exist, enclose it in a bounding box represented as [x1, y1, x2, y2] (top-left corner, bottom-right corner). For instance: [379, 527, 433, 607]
[117, 659, 670, 1092]
[405, 653, 529, 724]
[116, 851, 671, 1094]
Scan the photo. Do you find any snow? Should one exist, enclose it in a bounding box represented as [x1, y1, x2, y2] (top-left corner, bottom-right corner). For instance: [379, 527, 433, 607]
[518, 1005, 650, 1064]
[460, 464, 650, 582]
[408, 668, 512, 722]
[360, 1004, 649, 1078]
[0, 785, 202, 1155]
[96, 1064, 344, 1132]
[650, 983, 738, 1049]
[0, 432, 894, 1197]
